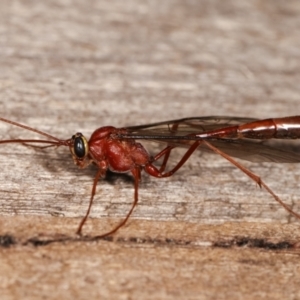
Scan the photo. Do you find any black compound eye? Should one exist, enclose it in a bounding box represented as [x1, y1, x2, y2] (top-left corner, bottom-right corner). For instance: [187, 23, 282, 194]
[72, 133, 88, 159]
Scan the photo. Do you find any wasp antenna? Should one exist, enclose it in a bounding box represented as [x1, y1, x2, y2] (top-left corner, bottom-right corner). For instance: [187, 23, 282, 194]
[0, 117, 62, 142]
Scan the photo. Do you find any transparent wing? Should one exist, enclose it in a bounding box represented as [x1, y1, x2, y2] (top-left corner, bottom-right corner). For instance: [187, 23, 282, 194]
[125, 116, 257, 136]
[208, 139, 300, 163]
[121, 116, 300, 163]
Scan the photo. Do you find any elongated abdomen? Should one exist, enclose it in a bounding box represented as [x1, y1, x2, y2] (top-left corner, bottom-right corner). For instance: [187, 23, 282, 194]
[197, 116, 300, 140]
[238, 116, 300, 139]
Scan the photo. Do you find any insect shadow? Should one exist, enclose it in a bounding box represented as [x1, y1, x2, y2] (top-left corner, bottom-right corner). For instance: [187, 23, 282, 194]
[28, 145, 134, 185]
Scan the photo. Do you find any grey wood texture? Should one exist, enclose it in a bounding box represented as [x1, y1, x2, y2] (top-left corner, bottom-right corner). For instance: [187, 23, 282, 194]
[1, 0, 300, 299]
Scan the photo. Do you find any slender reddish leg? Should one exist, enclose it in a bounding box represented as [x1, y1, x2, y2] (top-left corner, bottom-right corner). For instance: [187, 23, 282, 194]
[154, 123, 180, 173]
[77, 168, 106, 235]
[152, 145, 175, 172]
[146, 141, 203, 178]
[202, 140, 300, 220]
[148, 137, 300, 221]
[93, 167, 141, 238]
[78, 139, 203, 237]
[88, 141, 202, 238]
[78, 167, 141, 238]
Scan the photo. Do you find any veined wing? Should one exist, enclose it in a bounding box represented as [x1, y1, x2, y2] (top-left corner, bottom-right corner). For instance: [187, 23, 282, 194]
[124, 116, 257, 136]
[121, 116, 300, 163]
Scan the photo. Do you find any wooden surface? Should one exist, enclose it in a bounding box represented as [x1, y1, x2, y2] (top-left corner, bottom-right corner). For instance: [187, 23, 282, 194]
[1, 0, 300, 299]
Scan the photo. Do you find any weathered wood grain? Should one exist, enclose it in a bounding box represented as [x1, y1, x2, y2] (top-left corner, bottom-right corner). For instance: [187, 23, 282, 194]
[1, 0, 300, 299]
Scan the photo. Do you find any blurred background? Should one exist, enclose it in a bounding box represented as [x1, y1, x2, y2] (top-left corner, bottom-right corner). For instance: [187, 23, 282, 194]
[1, 0, 299, 125]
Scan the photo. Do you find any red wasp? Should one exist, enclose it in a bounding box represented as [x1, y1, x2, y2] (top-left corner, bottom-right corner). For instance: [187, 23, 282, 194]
[1, 116, 300, 237]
